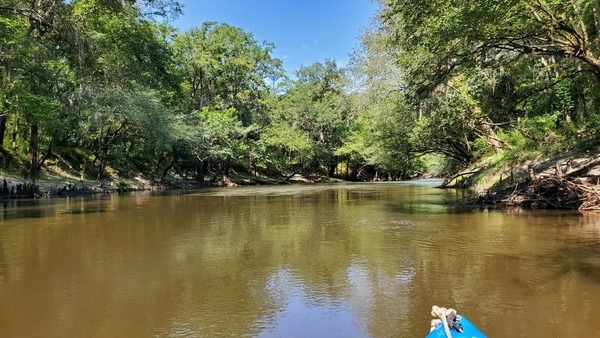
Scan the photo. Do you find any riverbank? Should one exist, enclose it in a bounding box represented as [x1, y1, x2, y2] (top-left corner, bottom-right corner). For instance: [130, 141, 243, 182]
[0, 168, 345, 199]
[442, 149, 600, 211]
[0, 172, 152, 199]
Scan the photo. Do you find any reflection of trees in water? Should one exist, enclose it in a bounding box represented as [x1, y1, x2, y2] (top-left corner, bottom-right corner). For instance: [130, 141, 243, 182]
[2, 186, 600, 336]
[141, 187, 422, 336]
[573, 214, 600, 237]
[0, 194, 118, 221]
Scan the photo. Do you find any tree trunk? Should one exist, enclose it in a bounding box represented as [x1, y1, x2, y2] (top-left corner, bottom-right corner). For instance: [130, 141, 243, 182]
[223, 157, 231, 180]
[152, 155, 165, 182]
[11, 116, 18, 150]
[327, 157, 337, 177]
[161, 157, 176, 182]
[95, 148, 107, 181]
[345, 160, 349, 180]
[36, 138, 53, 172]
[577, 93, 586, 121]
[528, 164, 537, 182]
[0, 115, 6, 152]
[196, 159, 205, 185]
[96, 157, 105, 181]
[27, 123, 39, 181]
[581, 51, 600, 82]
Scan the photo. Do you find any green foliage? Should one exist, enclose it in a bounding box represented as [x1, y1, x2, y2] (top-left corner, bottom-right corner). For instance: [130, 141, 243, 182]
[117, 181, 131, 192]
[256, 122, 312, 176]
[2, 0, 597, 184]
[269, 60, 350, 177]
[170, 22, 283, 180]
[198, 107, 248, 168]
[0, 0, 182, 180]
[365, 0, 600, 179]
[419, 154, 461, 177]
[173, 22, 281, 124]
[76, 84, 172, 178]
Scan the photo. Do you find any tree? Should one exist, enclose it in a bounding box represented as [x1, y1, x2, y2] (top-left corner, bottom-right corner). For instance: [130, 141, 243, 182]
[275, 60, 350, 177]
[197, 107, 247, 181]
[0, 1, 79, 179]
[256, 122, 312, 178]
[0, 0, 183, 179]
[173, 22, 281, 122]
[173, 22, 282, 182]
[78, 85, 171, 180]
[379, 0, 600, 90]
[370, 0, 600, 169]
[343, 27, 427, 179]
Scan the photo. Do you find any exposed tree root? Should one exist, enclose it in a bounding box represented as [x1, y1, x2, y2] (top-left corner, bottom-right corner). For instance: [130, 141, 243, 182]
[503, 177, 592, 210]
[472, 157, 600, 212]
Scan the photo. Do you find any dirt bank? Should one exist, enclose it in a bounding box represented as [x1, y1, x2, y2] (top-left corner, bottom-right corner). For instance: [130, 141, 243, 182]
[444, 151, 600, 211]
[0, 170, 343, 199]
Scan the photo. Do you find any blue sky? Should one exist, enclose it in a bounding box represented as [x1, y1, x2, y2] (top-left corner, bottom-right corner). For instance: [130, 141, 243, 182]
[171, 0, 379, 76]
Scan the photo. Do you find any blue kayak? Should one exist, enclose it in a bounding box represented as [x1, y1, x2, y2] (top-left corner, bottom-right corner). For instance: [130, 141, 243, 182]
[426, 314, 486, 338]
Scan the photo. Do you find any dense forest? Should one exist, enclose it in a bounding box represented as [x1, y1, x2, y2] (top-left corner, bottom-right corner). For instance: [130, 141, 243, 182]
[1, 0, 599, 187]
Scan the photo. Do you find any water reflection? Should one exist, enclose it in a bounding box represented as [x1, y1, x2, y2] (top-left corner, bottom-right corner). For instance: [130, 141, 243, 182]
[256, 267, 369, 338]
[0, 194, 117, 221]
[1, 182, 600, 337]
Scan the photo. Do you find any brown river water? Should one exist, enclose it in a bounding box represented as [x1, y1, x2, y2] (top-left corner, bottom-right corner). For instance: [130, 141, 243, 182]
[1, 181, 600, 337]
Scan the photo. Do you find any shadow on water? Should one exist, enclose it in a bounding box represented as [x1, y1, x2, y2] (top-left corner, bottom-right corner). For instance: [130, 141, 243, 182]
[0, 194, 115, 221]
[388, 202, 481, 214]
[543, 240, 600, 284]
[386, 188, 479, 215]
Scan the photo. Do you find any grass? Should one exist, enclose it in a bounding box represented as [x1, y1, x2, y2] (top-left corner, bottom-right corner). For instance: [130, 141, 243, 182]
[461, 123, 600, 193]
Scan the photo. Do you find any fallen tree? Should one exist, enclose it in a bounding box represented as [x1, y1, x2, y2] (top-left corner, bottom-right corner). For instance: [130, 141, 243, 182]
[473, 157, 600, 212]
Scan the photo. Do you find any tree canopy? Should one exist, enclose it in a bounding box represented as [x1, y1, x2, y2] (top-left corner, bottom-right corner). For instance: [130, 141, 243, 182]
[1, 0, 599, 184]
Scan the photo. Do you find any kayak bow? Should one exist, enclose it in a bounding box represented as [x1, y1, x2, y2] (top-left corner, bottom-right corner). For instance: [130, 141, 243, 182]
[426, 306, 486, 338]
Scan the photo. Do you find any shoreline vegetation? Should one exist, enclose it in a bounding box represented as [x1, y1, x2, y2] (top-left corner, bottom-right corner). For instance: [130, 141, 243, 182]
[3, 153, 600, 214]
[0, 169, 349, 199]
[1, 1, 599, 209]
[441, 152, 600, 212]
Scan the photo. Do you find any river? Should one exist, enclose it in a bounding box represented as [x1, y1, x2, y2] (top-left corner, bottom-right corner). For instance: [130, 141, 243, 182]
[1, 180, 600, 337]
